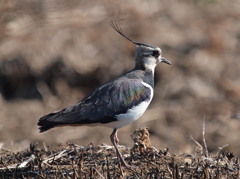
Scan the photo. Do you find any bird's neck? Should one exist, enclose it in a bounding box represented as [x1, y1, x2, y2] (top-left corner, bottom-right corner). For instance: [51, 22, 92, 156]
[130, 66, 155, 88]
[142, 70, 155, 88]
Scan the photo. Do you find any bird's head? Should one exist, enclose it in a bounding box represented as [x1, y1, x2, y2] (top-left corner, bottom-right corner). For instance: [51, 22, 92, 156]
[110, 21, 171, 72]
[134, 45, 171, 72]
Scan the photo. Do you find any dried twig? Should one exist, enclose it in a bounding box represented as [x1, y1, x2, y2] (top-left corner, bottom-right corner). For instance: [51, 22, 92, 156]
[217, 144, 229, 156]
[18, 154, 35, 168]
[190, 136, 203, 154]
[202, 117, 209, 157]
[42, 149, 69, 164]
[93, 167, 105, 179]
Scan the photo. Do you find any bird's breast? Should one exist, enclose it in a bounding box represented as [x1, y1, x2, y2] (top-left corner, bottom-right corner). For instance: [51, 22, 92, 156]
[105, 82, 153, 129]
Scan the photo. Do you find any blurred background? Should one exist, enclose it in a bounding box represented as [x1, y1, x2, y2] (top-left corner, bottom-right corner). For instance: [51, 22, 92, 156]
[0, 0, 240, 155]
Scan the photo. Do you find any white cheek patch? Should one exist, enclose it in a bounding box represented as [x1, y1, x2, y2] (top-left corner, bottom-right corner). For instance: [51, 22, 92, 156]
[144, 57, 157, 74]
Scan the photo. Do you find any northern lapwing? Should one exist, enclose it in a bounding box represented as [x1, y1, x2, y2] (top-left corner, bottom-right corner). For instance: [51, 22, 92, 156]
[38, 22, 171, 168]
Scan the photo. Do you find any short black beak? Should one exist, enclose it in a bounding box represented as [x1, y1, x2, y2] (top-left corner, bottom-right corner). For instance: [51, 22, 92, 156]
[161, 57, 172, 65]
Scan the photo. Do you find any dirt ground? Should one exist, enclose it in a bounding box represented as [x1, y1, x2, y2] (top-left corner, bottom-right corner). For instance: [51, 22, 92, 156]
[0, 0, 240, 175]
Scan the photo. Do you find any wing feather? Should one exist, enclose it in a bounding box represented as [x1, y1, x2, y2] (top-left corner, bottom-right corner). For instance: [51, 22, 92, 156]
[38, 78, 152, 132]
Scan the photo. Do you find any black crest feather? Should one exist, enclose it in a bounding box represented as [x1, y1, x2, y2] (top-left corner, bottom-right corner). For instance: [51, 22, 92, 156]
[110, 21, 156, 48]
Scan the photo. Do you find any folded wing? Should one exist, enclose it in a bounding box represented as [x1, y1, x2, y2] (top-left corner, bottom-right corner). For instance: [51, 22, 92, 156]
[38, 78, 152, 132]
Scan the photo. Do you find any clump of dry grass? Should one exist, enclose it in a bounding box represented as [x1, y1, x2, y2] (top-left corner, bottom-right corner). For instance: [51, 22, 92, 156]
[0, 128, 239, 178]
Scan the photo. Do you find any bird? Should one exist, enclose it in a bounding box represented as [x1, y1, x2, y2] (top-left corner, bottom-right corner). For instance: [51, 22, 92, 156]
[38, 22, 171, 168]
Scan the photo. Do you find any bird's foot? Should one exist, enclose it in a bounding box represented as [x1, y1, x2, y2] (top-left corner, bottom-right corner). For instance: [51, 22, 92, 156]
[118, 156, 137, 170]
[121, 162, 137, 170]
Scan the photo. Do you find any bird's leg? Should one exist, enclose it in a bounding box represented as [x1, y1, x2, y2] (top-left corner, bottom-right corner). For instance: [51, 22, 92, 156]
[110, 128, 131, 168]
[113, 129, 119, 144]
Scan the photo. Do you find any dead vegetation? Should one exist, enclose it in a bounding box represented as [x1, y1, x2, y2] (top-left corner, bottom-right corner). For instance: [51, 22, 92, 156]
[0, 0, 240, 155]
[0, 128, 239, 178]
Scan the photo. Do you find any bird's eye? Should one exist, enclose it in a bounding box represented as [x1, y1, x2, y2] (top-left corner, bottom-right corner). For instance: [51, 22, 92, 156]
[152, 50, 160, 57]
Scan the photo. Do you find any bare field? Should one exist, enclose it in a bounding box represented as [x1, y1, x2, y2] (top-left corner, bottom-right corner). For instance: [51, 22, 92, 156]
[0, 0, 240, 177]
[0, 128, 239, 178]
